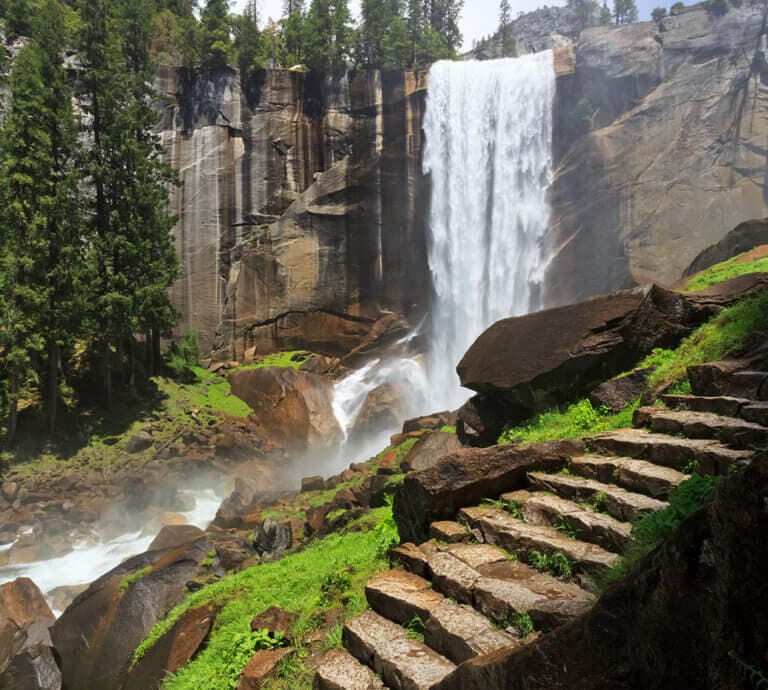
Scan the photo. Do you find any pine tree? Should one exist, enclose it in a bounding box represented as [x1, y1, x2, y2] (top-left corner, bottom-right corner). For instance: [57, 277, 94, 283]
[0, 0, 83, 440]
[234, 0, 264, 75]
[357, 0, 401, 67]
[613, 0, 638, 23]
[281, 0, 306, 66]
[599, 1, 612, 23]
[200, 0, 232, 68]
[498, 0, 515, 57]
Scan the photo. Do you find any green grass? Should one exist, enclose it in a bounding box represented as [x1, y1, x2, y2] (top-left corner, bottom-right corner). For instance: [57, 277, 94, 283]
[498, 398, 638, 445]
[683, 250, 768, 292]
[508, 611, 534, 638]
[644, 290, 768, 388]
[134, 507, 397, 690]
[238, 351, 313, 371]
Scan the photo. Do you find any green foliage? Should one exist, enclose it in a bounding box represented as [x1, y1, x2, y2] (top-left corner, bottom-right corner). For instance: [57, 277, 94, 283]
[499, 399, 638, 445]
[406, 614, 426, 642]
[670, 1, 685, 12]
[136, 507, 394, 689]
[591, 491, 609, 513]
[729, 651, 768, 689]
[320, 569, 352, 604]
[645, 291, 768, 389]
[683, 251, 768, 292]
[202, 550, 217, 567]
[119, 565, 152, 591]
[508, 611, 534, 638]
[651, 6, 667, 20]
[613, 0, 638, 23]
[164, 333, 201, 382]
[555, 516, 578, 539]
[573, 96, 595, 126]
[601, 474, 720, 587]
[527, 549, 574, 580]
[219, 628, 284, 682]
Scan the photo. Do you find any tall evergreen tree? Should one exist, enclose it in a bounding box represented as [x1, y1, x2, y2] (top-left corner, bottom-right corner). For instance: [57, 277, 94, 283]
[498, 0, 515, 57]
[613, 0, 638, 23]
[0, 0, 83, 440]
[357, 0, 401, 67]
[281, 0, 306, 66]
[200, 0, 232, 68]
[234, 0, 264, 75]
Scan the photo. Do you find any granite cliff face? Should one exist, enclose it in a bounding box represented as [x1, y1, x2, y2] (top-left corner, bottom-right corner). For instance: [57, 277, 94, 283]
[156, 67, 429, 356]
[547, 4, 768, 304]
[161, 5, 768, 357]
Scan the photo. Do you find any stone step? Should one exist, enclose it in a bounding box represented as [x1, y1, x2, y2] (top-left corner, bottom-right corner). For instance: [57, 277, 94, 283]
[429, 521, 469, 544]
[314, 648, 389, 690]
[685, 361, 759, 397]
[364, 569, 518, 665]
[526, 471, 667, 522]
[420, 544, 593, 631]
[499, 489, 631, 551]
[458, 505, 621, 576]
[634, 407, 768, 448]
[569, 455, 689, 499]
[343, 610, 456, 690]
[661, 394, 750, 418]
[587, 429, 754, 475]
[741, 402, 768, 427]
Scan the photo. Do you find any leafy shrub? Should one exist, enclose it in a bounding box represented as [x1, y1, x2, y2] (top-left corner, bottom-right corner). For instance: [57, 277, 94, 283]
[652, 6, 668, 19]
[670, 1, 685, 13]
[528, 549, 574, 580]
[406, 615, 426, 642]
[164, 332, 200, 382]
[509, 611, 534, 638]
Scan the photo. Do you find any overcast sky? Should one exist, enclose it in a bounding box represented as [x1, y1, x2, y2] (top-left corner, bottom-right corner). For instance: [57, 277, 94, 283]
[247, 0, 655, 51]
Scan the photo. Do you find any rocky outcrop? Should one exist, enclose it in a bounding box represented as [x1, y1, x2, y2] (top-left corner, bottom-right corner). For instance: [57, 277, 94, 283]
[0, 578, 60, 690]
[435, 457, 768, 690]
[547, 5, 768, 304]
[158, 66, 430, 356]
[683, 218, 768, 277]
[456, 277, 768, 434]
[228, 366, 341, 452]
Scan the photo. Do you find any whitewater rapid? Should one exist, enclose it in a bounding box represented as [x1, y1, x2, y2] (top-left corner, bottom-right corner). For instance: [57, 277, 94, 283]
[422, 52, 556, 410]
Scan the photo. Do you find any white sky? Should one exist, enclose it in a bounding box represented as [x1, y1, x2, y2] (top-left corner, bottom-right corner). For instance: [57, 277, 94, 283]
[249, 0, 569, 52]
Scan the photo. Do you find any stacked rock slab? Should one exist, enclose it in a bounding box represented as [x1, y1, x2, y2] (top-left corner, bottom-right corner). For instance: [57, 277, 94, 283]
[313, 360, 767, 689]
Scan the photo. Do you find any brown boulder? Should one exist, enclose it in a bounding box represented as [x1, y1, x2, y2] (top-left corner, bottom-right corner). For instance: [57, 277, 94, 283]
[124, 603, 218, 690]
[237, 648, 293, 690]
[51, 535, 220, 690]
[457, 279, 768, 431]
[435, 458, 768, 690]
[589, 368, 651, 413]
[149, 524, 205, 551]
[249, 606, 298, 640]
[229, 367, 341, 452]
[348, 383, 407, 443]
[393, 440, 582, 544]
[683, 219, 768, 277]
[0, 578, 60, 690]
[402, 411, 457, 434]
[401, 431, 462, 473]
[301, 475, 325, 492]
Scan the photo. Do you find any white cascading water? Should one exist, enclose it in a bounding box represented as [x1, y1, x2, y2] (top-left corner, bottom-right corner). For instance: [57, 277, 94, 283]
[423, 52, 556, 410]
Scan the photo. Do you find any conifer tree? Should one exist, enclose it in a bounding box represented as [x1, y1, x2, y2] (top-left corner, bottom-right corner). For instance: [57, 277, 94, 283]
[498, 0, 515, 57]
[234, 0, 264, 75]
[200, 0, 232, 68]
[281, 0, 306, 66]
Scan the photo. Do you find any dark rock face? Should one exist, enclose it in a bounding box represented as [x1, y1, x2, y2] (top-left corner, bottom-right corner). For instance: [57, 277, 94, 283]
[457, 278, 768, 429]
[435, 458, 768, 690]
[51, 536, 222, 690]
[683, 218, 768, 277]
[0, 578, 60, 690]
[393, 440, 581, 544]
[547, 6, 768, 305]
[589, 368, 651, 413]
[401, 431, 462, 473]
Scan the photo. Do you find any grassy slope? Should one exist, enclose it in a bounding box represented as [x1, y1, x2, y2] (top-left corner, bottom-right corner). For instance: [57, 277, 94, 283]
[134, 508, 397, 690]
[683, 249, 768, 292]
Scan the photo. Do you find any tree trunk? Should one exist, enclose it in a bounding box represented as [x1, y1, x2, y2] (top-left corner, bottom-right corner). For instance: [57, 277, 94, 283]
[152, 329, 161, 376]
[47, 340, 59, 436]
[104, 349, 113, 411]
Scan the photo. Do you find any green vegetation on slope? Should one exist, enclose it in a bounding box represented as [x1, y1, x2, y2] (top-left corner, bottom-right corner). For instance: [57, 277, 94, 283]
[683, 250, 768, 292]
[134, 507, 397, 690]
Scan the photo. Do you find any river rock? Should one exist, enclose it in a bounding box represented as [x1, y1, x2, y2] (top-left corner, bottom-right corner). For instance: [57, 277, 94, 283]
[51, 534, 223, 690]
[0, 577, 60, 690]
[237, 647, 294, 690]
[123, 603, 219, 690]
[253, 518, 292, 557]
[401, 430, 463, 473]
[149, 524, 205, 551]
[228, 367, 342, 452]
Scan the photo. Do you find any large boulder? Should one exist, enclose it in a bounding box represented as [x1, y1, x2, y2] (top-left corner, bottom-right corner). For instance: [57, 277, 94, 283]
[401, 431, 462, 473]
[393, 440, 582, 544]
[457, 278, 768, 436]
[0, 578, 60, 690]
[51, 535, 230, 690]
[436, 457, 768, 690]
[228, 367, 342, 451]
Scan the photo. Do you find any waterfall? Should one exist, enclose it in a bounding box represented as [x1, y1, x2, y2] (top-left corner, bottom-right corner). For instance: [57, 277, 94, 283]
[423, 52, 556, 410]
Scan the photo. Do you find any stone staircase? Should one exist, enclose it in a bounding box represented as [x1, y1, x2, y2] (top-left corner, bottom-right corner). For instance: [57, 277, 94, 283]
[312, 364, 768, 690]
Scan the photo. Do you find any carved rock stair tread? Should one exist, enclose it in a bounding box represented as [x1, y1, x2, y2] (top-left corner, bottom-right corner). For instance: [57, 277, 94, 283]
[525, 471, 667, 522]
[499, 489, 632, 551]
[741, 402, 768, 426]
[587, 428, 753, 474]
[639, 408, 768, 447]
[569, 455, 688, 498]
[343, 609, 456, 690]
[313, 648, 389, 690]
[457, 506, 621, 574]
[661, 394, 752, 418]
